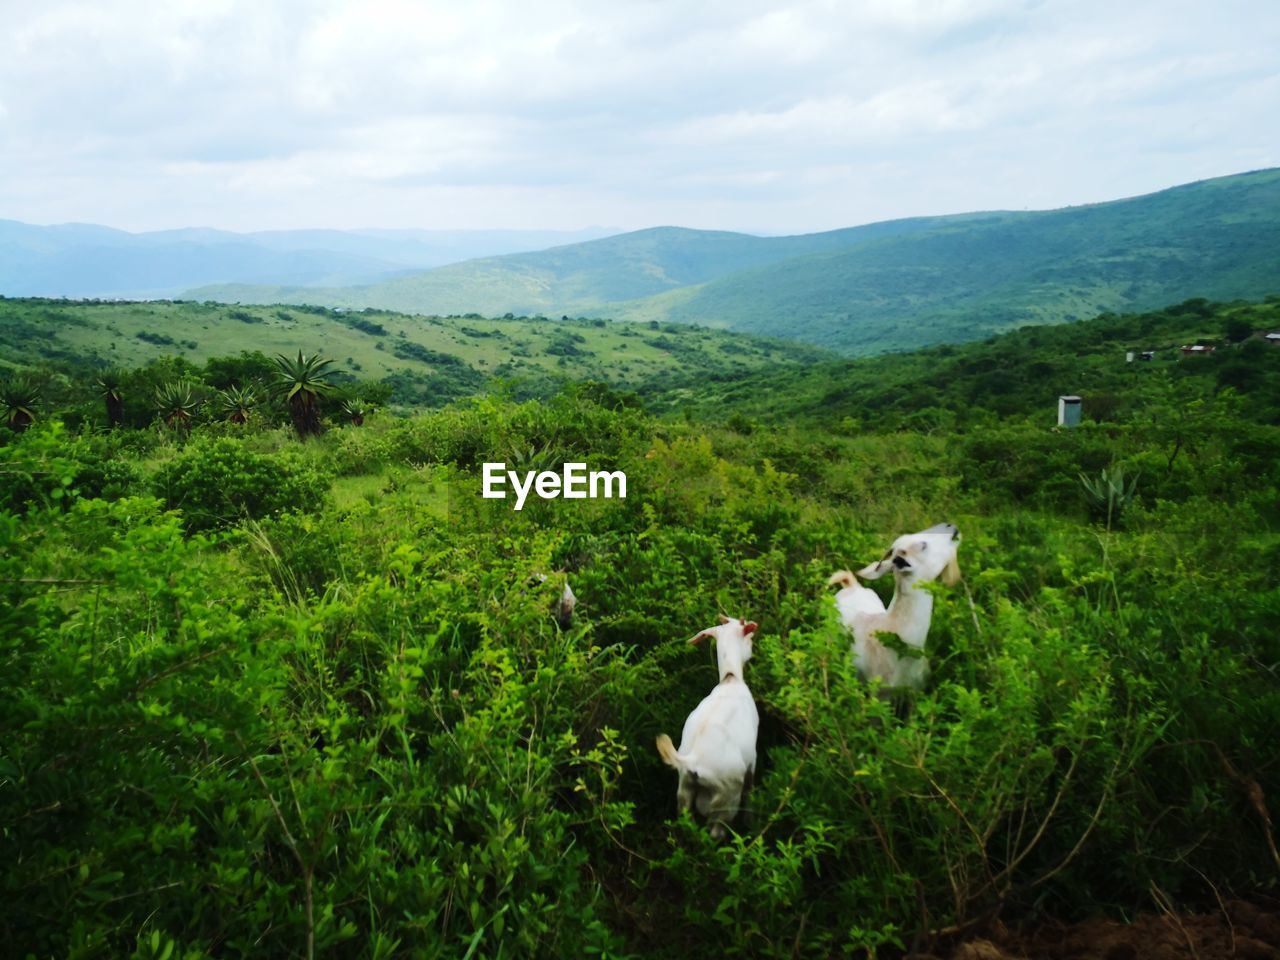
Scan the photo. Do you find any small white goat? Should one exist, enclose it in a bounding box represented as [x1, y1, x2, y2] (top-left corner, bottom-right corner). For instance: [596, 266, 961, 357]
[655, 616, 759, 839]
[828, 523, 961, 690]
[555, 580, 576, 630]
[531, 573, 577, 629]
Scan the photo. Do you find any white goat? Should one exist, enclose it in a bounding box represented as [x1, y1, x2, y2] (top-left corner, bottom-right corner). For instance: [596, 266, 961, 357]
[655, 616, 759, 838]
[555, 580, 576, 630]
[531, 573, 576, 629]
[828, 523, 961, 690]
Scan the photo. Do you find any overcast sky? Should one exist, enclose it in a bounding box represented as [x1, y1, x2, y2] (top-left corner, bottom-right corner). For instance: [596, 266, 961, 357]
[1, 0, 1277, 235]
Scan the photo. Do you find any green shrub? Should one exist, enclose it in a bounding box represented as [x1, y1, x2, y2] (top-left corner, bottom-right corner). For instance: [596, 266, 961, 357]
[0, 420, 81, 512]
[153, 436, 330, 531]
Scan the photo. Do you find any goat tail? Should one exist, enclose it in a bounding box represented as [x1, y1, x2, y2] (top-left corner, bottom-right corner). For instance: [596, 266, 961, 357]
[655, 734, 685, 771]
[827, 569, 857, 590]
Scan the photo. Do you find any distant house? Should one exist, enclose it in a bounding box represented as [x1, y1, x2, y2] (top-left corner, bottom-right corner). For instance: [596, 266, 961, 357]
[1179, 344, 1215, 356]
[1266, 332, 1280, 344]
[1139, 350, 1156, 361]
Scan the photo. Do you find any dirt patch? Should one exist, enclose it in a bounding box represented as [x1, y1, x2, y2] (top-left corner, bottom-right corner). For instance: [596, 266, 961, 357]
[929, 899, 1280, 960]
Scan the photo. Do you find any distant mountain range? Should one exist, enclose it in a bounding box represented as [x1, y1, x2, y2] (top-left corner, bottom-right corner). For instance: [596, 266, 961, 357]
[6, 169, 1279, 354]
[0, 222, 616, 299]
[186, 169, 1280, 353]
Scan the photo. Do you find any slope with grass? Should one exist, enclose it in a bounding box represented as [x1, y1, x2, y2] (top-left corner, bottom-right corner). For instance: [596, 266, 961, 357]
[187, 169, 1280, 355]
[612, 169, 1280, 353]
[673, 295, 1280, 429]
[0, 296, 829, 409]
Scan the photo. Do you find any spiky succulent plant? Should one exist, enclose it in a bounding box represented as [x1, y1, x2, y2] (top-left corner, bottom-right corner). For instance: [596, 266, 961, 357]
[155, 380, 202, 432]
[2, 375, 41, 433]
[217, 385, 257, 424]
[273, 351, 334, 438]
[96, 369, 125, 428]
[341, 396, 371, 426]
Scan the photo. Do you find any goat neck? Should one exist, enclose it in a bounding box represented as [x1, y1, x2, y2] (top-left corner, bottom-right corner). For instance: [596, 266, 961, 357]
[715, 635, 748, 683]
[689, 618, 758, 684]
[883, 575, 933, 649]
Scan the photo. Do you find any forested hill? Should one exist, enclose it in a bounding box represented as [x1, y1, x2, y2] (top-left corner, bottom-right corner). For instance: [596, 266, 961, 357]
[681, 296, 1280, 429]
[609, 169, 1280, 352]
[188, 168, 1280, 354]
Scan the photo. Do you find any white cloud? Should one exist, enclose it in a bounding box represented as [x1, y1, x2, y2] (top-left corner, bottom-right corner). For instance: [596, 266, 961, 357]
[0, 0, 1276, 232]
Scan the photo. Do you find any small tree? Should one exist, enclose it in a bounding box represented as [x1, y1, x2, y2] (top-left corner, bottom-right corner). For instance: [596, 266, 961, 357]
[274, 352, 334, 438]
[96, 369, 124, 428]
[1224, 316, 1254, 343]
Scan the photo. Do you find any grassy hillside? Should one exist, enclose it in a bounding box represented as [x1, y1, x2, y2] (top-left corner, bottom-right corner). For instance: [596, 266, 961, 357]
[186, 214, 1010, 318]
[2, 293, 1278, 957]
[186, 170, 1280, 356]
[610, 168, 1280, 352]
[0, 297, 828, 410]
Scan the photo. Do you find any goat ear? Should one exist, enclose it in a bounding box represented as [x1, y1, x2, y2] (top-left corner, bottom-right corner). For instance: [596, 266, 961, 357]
[742, 621, 759, 637]
[941, 557, 961, 587]
[718, 614, 731, 625]
[857, 560, 890, 581]
[689, 630, 714, 645]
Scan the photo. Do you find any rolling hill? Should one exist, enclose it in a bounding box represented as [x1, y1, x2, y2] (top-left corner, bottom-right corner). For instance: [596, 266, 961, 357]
[188, 168, 1280, 354]
[187, 216, 978, 317]
[609, 168, 1280, 353]
[0, 297, 829, 408]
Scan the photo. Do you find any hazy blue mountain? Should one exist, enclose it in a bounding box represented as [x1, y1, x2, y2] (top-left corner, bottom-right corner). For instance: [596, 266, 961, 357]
[0, 221, 618, 299]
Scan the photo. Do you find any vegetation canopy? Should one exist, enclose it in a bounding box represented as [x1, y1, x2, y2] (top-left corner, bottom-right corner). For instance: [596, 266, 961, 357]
[0, 294, 1277, 958]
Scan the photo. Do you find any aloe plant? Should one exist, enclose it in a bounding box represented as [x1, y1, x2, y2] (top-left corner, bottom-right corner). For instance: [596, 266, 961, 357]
[341, 396, 371, 426]
[155, 380, 202, 433]
[274, 351, 334, 438]
[96, 369, 125, 428]
[1079, 465, 1139, 528]
[217, 385, 257, 424]
[1, 375, 41, 433]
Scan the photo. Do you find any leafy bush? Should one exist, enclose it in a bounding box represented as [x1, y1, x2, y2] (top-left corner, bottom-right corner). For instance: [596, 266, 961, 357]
[0, 420, 82, 511]
[135, 330, 177, 345]
[152, 437, 330, 531]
